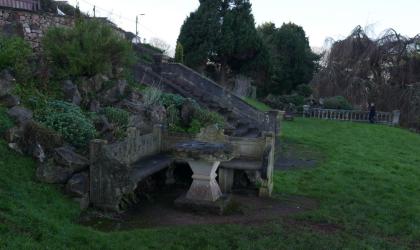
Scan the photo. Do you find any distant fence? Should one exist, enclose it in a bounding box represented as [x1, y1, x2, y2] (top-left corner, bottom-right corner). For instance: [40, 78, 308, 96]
[303, 107, 400, 126]
[0, 0, 40, 11]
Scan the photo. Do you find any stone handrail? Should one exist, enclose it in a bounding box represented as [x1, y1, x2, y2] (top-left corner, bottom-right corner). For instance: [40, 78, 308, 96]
[304, 107, 400, 126]
[160, 63, 278, 134]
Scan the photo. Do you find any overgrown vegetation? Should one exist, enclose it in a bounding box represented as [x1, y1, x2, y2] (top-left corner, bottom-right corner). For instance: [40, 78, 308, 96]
[0, 106, 14, 136]
[0, 35, 32, 81]
[1, 119, 420, 248]
[323, 96, 353, 110]
[43, 19, 134, 79]
[35, 101, 96, 147]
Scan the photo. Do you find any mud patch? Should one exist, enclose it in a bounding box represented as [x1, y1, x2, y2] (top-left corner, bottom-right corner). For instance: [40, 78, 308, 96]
[80, 187, 317, 231]
[275, 138, 323, 170]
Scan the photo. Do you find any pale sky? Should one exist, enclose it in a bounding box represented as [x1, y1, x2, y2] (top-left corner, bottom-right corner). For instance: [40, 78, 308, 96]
[66, 0, 420, 52]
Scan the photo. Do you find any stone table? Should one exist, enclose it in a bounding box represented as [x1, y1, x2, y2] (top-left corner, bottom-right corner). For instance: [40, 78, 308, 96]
[173, 140, 235, 202]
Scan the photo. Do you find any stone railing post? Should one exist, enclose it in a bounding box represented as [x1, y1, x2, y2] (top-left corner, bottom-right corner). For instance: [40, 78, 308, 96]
[153, 124, 163, 151]
[89, 139, 108, 209]
[264, 110, 281, 136]
[392, 110, 400, 126]
[303, 105, 310, 117]
[259, 131, 275, 197]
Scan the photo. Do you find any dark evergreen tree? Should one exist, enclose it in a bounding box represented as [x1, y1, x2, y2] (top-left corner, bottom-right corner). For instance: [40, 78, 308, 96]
[177, 0, 222, 71]
[258, 22, 319, 95]
[177, 0, 268, 85]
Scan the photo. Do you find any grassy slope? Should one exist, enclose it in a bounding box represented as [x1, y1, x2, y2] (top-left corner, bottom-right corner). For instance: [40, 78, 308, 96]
[243, 97, 272, 112]
[1, 118, 419, 249]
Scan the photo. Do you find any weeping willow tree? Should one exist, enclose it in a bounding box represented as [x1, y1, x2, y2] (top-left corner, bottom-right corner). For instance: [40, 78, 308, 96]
[312, 26, 420, 130]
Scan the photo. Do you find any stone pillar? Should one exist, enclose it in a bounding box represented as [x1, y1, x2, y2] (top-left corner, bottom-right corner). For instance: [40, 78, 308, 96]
[392, 110, 400, 126]
[218, 168, 234, 193]
[89, 139, 107, 208]
[259, 132, 275, 197]
[186, 160, 222, 202]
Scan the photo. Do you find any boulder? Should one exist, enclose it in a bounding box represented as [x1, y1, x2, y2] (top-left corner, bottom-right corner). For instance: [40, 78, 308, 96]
[53, 146, 89, 173]
[150, 105, 166, 124]
[96, 115, 113, 133]
[62, 80, 82, 106]
[91, 74, 108, 92]
[180, 100, 196, 127]
[8, 143, 23, 154]
[89, 100, 101, 113]
[0, 94, 20, 108]
[65, 172, 89, 198]
[0, 70, 15, 98]
[36, 160, 74, 184]
[128, 115, 152, 134]
[7, 106, 33, 125]
[99, 80, 128, 105]
[32, 143, 46, 163]
[4, 126, 23, 143]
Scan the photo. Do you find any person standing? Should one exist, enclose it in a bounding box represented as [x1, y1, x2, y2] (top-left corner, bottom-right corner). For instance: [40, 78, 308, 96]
[369, 103, 376, 123]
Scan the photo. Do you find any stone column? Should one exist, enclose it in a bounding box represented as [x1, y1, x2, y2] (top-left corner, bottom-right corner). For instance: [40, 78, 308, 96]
[392, 110, 400, 126]
[89, 139, 107, 208]
[186, 160, 222, 202]
[218, 168, 234, 193]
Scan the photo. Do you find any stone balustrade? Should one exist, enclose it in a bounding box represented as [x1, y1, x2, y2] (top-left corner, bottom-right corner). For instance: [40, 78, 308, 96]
[304, 107, 400, 126]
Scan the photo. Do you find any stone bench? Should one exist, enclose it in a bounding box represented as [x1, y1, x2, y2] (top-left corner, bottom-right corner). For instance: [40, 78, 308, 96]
[129, 154, 173, 184]
[89, 125, 173, 211]
[219, 133, 275, 197]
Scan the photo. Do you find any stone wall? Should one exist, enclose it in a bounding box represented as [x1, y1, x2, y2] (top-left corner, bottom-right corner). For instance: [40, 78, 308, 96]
[0, 8, 74, 50]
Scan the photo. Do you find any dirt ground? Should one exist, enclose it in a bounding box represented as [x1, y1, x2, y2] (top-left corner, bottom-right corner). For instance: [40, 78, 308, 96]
[80, 187, 318, 231]
[81, 139, 323, 231]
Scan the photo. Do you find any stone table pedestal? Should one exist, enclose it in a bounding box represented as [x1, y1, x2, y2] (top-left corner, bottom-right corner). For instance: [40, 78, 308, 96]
[173, 141, 235, 213]
[186, 160, 222, 202]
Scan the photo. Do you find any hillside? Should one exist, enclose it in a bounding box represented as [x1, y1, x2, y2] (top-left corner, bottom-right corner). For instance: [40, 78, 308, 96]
[1, 118, 419, 249]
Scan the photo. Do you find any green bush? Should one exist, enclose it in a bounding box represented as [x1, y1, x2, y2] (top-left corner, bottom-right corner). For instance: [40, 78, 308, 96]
[0, 106, 14, 136]
[264, 94, 304, 110]
[295, 84, 313, 98]
[160, 93, 186, 108]
[103, 107, 129, 128]
[323, 96, 353, 110]
[195, 107, 225, 128]
[142, 86, 162, 107]
[0, 35, 32, 81]
[43, 19, 134, 79]
[36, 100, 96, 147]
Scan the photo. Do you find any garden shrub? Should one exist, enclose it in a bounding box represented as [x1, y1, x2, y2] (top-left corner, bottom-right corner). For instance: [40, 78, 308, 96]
[0, 35, 32, 81]
[195, 107, 225, 128]
[36, 100, 96, 147]
[103, 107, 129, 128]
[142, 86, 162, 107]
[160, 93, 186, 108]
[323, 96, 353, 110]
[0, 106, 14, 136]
[295, 84, 313, 98]
[43, 19, 134, 79]
[264, 94, 305, 110]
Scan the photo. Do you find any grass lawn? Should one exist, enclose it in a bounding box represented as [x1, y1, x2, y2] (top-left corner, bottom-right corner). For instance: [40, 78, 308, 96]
[1, 117, 419, 249]
[243, 97, 272, 112]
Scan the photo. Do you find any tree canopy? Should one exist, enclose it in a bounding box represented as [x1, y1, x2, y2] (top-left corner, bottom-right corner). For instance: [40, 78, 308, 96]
[177, 0, 268, 84]
[258, 22, 319, 95]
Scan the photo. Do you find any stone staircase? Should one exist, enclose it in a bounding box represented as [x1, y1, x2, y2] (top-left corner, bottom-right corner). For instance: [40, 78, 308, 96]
[133, 59, 278, 138]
